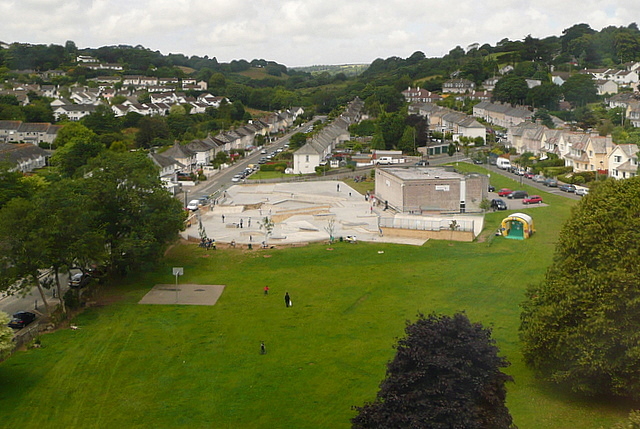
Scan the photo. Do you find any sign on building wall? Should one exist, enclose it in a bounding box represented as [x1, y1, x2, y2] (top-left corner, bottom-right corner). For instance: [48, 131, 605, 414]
[435, 185, 450, 191]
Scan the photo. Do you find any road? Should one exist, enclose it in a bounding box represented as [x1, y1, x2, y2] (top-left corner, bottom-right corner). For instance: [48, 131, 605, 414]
[483, 163, 582, 201]
[0, 271, 69, 318]
[188, 118, 322, 200]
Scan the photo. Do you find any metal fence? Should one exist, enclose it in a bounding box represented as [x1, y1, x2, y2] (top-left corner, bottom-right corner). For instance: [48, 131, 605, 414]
[379, 216, 475, 232]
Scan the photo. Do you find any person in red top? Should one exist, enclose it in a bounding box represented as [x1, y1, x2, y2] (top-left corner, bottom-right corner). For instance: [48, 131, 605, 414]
[264, 286, 269, 295]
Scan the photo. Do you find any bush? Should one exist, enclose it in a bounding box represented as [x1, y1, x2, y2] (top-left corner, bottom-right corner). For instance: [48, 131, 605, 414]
[63, 289, 81, 310]
[260, 162, 287, 172]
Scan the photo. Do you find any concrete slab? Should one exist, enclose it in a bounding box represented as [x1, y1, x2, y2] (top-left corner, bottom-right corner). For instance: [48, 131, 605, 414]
[183, 179, 483, 247]
[139, 284, 225, 306]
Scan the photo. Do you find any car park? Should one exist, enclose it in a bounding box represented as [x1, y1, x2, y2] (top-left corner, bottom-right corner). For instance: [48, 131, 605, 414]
[507, 190, 528, 199]
[543, 178, 558, 187]
[490, 198, 507, 210]
[8, 311, 37, 329]
[498, 188, 513, 197]
[559, 184, 576, 193]
[69, 272, 91, 288]
[523, 195, 543, 204]
[186, 199, 200, 210]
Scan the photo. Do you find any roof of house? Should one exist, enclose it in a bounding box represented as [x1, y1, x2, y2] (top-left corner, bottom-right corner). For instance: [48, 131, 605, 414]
[0, 142, 48, 164]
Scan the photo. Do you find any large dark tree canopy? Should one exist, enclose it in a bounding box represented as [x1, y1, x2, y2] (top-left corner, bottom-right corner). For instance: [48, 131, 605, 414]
[352, 313, 513, 429]
[521, 178, 640, 398]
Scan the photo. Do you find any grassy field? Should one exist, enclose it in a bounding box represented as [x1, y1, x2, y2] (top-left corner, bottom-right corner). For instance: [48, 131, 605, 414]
[0, 171, 632, 428]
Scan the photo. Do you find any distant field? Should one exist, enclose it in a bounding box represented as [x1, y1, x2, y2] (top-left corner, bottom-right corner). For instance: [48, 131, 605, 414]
[236, 68, 288, 80]
[0, 170, 629, 428]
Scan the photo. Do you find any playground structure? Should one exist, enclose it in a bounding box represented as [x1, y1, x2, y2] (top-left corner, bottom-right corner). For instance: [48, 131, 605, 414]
[499, 212, 535, 240]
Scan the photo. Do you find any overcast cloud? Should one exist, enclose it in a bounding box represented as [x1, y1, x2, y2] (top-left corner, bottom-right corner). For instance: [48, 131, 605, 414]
[1, 0, 639, 67]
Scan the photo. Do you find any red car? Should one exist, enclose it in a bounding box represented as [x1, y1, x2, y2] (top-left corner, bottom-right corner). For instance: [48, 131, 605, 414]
[523, 195, 543, 204]
[498, 188, 513, 197]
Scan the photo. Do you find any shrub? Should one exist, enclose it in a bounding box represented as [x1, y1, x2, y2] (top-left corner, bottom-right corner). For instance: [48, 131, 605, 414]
[260, 162, 287, 172]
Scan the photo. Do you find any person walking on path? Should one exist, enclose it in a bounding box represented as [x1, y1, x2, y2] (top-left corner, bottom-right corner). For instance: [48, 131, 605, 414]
[336, 183, 340, 192]
[284, 292, 291, 307]
[264, 285, 269, 295]
[240, 218, 243, 228]
[222, 214, 225, 223]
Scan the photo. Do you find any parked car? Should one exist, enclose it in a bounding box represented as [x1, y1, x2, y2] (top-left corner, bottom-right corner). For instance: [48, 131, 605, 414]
[544, 178, 558, 187]
[559, 184, 576, 193]
[575, 188, 589, 196]
[523, 195, 543, 204]
[507, 190, 528, 199]
[533, 175, 546, 183]
[498, 188, 513, 197]
[8, 311, 37, 329]
[69, 272, 91, 288]
[473, 159, 484, 164]
[186, 199, 200, 211]
[488, 185, 495, 192]
[524, 172, 534, 179]
[490, 198, 507, 210]
[415, 160, 429, 166]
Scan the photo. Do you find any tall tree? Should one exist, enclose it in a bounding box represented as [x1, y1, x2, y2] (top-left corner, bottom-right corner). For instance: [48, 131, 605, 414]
[352, 313, 513, 428]
[521, 177, 640, 398]
[562, 74, 598, 107]
[84, 151, 185, 274]
[0, 198, 51, 314]
[493, 74, 529, 105]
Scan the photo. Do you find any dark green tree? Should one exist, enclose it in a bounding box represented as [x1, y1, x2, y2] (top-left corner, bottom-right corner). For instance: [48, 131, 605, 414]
[521, 177, 640, 398]
[50, 126, 104, 177]
[84, 151, 185, 274]
[493, 75, 529, 105]
[135, 116, 171, 148]
[562, 74, 598, 107]
[289, 132, 308, 150]
[352, 313, 513, 428]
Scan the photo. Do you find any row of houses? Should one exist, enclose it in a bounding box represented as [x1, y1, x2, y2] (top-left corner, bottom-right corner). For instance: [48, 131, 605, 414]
[0, 120, 62, 145]
[506, 121, 638, 180]
[410, 103, 486, 142]
[292, 98, 364, 174]
[151, 108, 304, 181]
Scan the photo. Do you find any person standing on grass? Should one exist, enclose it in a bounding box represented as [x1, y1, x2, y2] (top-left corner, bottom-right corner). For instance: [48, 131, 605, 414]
[264, 285, 269, 295]
[284, 292, 291, 307]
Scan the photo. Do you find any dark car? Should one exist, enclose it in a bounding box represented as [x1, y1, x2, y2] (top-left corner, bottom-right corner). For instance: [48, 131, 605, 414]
[498, 188, 513, 197]
[490, 198, 507, 210]
[488, 185, 495, 192]
[523, 195, 543, 204]
[415, 160, 429, 166]
[507, 190, 528, 199]
[8, 311, 37, 329]
[559, 184, 576, 193]
[69, 272, 91, 288]
[544, 178, 558, 187]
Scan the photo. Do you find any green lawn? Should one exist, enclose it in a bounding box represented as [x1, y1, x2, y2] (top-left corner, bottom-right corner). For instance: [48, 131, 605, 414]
[0, 171, 631, 428]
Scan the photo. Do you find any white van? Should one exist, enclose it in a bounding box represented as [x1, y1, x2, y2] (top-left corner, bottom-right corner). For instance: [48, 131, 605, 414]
[376, 156, 393, 165]
[496, 158, 512, 170]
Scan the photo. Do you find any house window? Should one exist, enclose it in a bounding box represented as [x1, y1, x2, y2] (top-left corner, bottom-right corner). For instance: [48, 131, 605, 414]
[589, 150, 593, 156]
[614, 156, 622, 163]
[305, 155, 309, 162]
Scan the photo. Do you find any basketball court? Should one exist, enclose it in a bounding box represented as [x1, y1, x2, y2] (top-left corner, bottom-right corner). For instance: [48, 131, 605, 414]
[139, 284, 225, 305]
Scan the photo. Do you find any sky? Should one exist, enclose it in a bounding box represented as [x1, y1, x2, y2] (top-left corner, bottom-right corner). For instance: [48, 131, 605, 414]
[1, 0, 639, 67]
